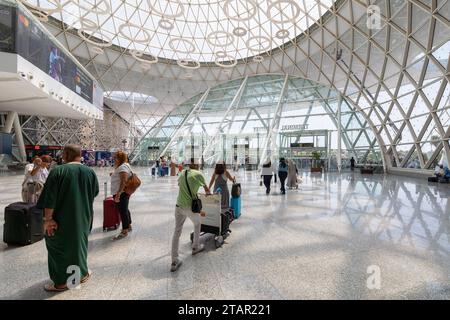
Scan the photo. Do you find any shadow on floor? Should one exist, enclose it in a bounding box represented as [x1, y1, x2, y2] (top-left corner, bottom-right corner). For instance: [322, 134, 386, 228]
[6, 280, 55, 300]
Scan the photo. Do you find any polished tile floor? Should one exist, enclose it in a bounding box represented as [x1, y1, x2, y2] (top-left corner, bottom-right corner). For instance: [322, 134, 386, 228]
[0, 167, 449, 300]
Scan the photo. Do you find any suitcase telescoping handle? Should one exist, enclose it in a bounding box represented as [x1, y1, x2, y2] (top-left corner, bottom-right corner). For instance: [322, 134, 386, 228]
[104, 182, 107, 200]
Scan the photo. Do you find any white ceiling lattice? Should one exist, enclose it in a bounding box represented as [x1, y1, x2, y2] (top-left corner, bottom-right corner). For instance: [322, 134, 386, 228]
[16, 0, 450, 171]
[21, 0, 334, 64]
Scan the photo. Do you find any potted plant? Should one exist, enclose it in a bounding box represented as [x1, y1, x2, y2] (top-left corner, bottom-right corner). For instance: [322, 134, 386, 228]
[360, 155, 375, 174]
[311, 151, 323, 173]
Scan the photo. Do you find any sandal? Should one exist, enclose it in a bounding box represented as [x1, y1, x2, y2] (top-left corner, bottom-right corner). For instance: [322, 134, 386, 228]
[81, 270, 93, 284]
[44, 283, 68, 292]
[113, 231, 128, 240]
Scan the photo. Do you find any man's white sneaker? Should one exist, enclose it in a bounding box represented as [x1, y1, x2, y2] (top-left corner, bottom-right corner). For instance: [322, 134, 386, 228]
[192, 244, 205, 255]
[170, 260, 182, 272]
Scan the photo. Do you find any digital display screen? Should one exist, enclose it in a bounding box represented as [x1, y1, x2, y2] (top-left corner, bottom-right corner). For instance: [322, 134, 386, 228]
[14, 8, 100, 106]
[0, 4, 14, 52]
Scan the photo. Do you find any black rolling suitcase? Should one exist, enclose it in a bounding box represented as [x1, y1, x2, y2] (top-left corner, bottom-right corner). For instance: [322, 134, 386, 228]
[428, 177, 438, 182]
[221, 208, 234, 234]
[3, 202, 44, 246]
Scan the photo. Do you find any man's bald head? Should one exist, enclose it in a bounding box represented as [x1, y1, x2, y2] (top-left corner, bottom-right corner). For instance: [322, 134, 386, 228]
[63, 144, 82, 163]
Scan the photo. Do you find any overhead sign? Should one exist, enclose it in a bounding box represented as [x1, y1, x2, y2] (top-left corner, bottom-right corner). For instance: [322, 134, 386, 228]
[253, 127, 267, 133]
[282, 124, 309, 131]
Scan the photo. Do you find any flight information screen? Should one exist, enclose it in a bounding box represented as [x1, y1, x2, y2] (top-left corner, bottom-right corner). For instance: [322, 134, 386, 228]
[14, 7, 102, 107]
[0, 4, 14, 53]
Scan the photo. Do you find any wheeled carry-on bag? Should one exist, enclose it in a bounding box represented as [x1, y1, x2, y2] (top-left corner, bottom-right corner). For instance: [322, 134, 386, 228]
[428, 177, 438, 183]
[103, 182, 121, 231]
[230, 182, 241, 219]
[3, 202, 44, 246]
[230, 197, 241, 219]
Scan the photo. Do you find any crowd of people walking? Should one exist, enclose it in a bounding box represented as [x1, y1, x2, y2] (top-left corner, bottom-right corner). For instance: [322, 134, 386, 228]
[18, 146, 305, 291]
[261, 158, 300, 195]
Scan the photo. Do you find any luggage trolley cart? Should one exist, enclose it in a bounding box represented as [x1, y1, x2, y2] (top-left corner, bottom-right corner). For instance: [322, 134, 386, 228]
[190, 194, 231, 248]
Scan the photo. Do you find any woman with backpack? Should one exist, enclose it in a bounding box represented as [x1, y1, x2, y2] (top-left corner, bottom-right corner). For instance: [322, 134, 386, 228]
[110, 151, 134, 240]
[278, 158, 288, 195]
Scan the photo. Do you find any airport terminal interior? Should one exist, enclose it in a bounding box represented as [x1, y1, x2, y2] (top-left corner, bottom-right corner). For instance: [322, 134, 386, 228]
[0, 0, 450, 300]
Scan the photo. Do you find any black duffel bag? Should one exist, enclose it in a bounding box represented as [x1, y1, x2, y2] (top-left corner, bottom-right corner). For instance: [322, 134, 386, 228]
[231, 183, 241, 198]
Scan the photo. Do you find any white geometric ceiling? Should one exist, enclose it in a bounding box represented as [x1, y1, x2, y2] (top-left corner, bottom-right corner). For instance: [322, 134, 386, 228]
[16, 0, 450, 170]
[20, 0, 334, 63]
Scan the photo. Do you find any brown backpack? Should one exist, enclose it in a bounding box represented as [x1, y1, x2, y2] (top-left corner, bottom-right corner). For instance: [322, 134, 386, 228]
[124, 167, 141, 195]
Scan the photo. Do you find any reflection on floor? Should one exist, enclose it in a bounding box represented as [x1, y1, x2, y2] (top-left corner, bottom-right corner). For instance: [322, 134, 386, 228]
[0, 168, 449, 300]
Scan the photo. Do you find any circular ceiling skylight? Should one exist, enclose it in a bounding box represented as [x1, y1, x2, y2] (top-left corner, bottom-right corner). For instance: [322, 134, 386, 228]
[20, 0, 334, 63]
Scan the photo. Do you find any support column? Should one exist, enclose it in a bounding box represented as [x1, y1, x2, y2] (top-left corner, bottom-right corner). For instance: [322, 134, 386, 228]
[13, 113, 26, 162]
[442, 142, 450, 168]
[337, 96, 342, 173]
[3, 111, 16, 133]
[328, 130, 332, 171]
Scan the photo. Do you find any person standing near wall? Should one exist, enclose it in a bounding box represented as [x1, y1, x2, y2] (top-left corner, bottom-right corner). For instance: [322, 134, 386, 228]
[350, 157, 356, 171]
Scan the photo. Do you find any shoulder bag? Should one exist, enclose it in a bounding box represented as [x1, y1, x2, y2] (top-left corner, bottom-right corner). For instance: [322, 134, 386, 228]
[124, 164, 141, 195]
[185, 170, 202, 213]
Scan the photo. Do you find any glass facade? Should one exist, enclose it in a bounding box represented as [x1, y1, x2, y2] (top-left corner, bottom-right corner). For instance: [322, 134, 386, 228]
[15, 0, 450, 172]
[130, 75, 381, 171]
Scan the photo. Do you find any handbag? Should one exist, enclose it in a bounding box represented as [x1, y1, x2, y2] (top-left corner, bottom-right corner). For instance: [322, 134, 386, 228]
[231, 182, 241, 198]
[185, 170, 202, 213]
[124, 165, 141, 195]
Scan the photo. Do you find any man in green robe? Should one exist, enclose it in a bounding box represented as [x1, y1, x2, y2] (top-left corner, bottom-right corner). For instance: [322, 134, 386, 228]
[37, 144, 99, 292]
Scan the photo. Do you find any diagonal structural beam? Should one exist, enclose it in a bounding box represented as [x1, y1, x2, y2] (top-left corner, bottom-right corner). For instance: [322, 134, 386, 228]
[129, 113, 172, 163]
[202, 77, 248, 163]
[258, 74, 289, 167]
[158, 88, 211, 159]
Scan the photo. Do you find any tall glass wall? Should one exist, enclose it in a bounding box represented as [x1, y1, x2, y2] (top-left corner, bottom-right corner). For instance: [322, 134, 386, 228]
[131, 75, 380, 171]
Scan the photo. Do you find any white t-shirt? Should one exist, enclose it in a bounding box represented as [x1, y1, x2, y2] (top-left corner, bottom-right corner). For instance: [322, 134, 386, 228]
[110, 163, 132, 195]
[23, 164, 49, 185]
[261, 164, 276, 176]
[35, 167, 49, 184]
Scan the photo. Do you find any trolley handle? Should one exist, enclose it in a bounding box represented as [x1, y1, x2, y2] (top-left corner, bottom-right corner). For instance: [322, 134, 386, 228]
[104, 182, 108, 200]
